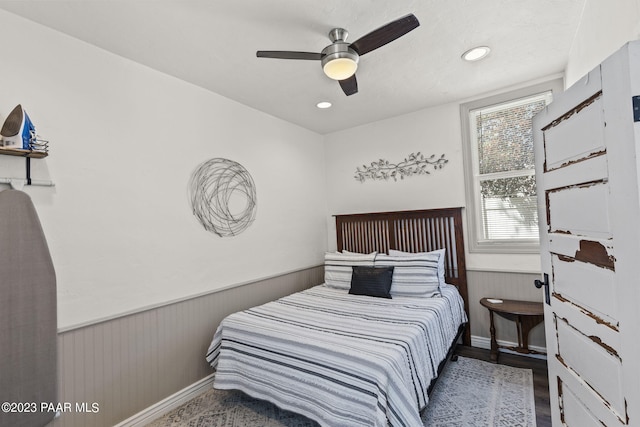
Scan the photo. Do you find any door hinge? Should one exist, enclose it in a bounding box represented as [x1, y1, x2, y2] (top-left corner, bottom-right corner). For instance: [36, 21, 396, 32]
[632, 95, 640, 122]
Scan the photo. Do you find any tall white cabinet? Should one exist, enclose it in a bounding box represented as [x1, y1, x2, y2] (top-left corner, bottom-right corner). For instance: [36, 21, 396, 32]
[534, 41, 640, 426]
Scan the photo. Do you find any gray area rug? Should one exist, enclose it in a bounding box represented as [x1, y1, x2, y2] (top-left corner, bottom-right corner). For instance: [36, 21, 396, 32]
[421, 356, 536, 426]
[146, 356, 536, 427]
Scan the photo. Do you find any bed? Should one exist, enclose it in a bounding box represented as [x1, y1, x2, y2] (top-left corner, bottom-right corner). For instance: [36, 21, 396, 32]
[206, 208, 470, 427]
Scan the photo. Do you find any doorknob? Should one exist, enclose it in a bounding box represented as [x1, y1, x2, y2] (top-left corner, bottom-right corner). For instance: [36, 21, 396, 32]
[534, 273, 550, 305]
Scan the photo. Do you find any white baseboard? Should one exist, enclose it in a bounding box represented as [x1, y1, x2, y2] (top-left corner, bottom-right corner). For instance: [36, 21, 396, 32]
[471, 335, 547, 360]
[114, 373, 215, 427]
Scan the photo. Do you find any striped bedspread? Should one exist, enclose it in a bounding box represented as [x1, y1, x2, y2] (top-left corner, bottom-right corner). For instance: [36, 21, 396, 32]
[206, 283, 467, 427]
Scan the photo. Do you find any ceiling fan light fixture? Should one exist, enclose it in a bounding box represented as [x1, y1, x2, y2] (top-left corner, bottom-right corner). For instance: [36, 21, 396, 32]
[462, 46, 491, 62]
[321, 43, 359, 80]
[323, 57, 358, 80]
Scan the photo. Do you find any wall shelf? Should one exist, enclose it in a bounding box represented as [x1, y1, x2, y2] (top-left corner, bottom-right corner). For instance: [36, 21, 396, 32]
[0, 146, 51, 187]
[0, 147, 48, 159]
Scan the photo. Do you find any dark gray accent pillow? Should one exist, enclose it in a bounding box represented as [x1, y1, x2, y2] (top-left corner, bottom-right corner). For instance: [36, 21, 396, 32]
[349, 266, 394, 298]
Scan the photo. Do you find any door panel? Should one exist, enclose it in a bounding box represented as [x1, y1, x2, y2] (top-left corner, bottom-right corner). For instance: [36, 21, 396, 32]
[556, 317, 624, 417]
[548, 233, 614, 264]
[552, 298, 621, 356]
[542, 153, 608, 191]
[561, 379, 623, 427]
[547, 182, 611, 237]
[551, 253, 616, 325]
[543, 95, 605, 172]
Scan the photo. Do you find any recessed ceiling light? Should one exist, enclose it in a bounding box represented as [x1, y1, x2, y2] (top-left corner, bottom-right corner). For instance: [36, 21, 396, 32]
[462, 46, 491, 62]
[316, 101, 332, 109]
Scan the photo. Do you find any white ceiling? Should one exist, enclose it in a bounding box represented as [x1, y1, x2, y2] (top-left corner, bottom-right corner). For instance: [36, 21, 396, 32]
[0, 0, 585, 134]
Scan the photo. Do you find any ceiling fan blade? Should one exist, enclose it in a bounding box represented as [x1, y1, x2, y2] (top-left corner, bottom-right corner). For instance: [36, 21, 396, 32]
[349, 14, 420, 56]
[339, 75, 358, 96]
[256, 51, 323, 60]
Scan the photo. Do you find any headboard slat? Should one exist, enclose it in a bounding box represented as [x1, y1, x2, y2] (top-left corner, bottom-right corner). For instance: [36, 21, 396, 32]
[335, 207, 470, 345]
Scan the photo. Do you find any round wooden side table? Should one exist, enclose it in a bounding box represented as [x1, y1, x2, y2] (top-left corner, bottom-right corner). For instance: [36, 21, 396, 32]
[479, 297, 545, 362]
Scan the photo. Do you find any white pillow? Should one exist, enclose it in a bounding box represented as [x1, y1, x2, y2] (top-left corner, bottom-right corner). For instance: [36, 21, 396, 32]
[374, 253, 441, 297]
[324, 251, 376, 290]
[388, 248, 446, 287]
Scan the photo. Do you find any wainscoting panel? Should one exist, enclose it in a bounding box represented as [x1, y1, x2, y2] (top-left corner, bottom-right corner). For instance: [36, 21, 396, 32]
[50, 266, 324, 427]
[467, 269, 546, 350]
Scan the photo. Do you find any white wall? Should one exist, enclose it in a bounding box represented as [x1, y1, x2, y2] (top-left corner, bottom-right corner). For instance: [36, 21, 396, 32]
[325, 104, 465, 215]
[0, 10, 328, 330]
[565, 0, 640, 87]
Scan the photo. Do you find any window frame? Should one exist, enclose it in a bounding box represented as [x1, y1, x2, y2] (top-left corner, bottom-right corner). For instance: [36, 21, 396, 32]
[460, 79, 564, 254]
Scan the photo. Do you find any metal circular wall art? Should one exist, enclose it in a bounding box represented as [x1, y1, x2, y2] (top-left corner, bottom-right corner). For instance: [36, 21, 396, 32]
[188, 158, 257, 237]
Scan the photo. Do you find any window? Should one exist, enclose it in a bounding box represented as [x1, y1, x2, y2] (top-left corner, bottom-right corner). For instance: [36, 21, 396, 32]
[461, 79, 562, 253]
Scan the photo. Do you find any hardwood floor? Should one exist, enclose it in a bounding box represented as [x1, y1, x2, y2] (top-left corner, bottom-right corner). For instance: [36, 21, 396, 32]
[455, 345, 551, 427]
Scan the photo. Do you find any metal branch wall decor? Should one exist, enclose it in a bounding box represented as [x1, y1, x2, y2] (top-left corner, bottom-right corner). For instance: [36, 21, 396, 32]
[188, 158, 257, 237]
[354, 152, 448, 182]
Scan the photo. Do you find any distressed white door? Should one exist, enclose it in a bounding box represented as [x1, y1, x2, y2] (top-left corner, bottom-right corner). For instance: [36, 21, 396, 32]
[533, 41, 640, 426]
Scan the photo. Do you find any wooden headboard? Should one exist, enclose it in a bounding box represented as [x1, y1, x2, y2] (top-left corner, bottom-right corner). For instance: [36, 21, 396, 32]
[335, 207, 470, 345]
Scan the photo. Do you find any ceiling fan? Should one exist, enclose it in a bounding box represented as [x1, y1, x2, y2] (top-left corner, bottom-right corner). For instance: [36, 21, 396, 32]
[256, 13, 420, 96]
